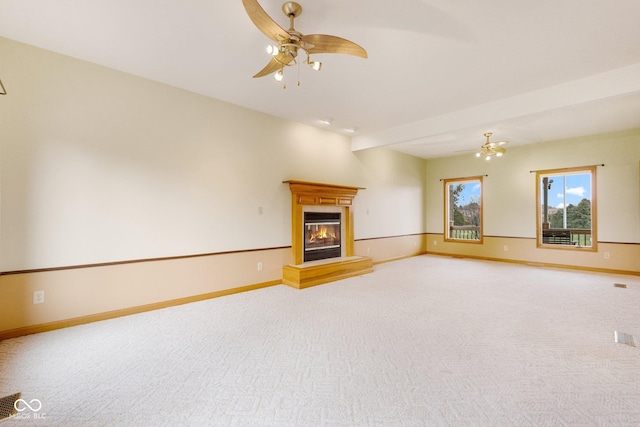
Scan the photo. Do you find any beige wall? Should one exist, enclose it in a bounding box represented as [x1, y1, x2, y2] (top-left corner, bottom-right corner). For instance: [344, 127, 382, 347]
[0, 248, 290, 332]
[0, 38, 427, 334]
[425, 129, 640, 273]
[355, 234, 426, 264]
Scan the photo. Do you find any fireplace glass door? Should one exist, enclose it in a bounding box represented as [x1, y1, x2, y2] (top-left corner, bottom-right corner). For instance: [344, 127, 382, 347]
[303, 212, 341, 262]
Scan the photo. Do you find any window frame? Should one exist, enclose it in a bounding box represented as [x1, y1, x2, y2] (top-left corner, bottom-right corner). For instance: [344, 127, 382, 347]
[535, 165, 597, 251]
[443, 176, 484, 244]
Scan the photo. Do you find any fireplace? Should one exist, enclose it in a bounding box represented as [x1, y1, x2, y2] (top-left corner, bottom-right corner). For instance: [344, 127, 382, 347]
[303, 212, 341, 262]
[282, 180, 373, 289]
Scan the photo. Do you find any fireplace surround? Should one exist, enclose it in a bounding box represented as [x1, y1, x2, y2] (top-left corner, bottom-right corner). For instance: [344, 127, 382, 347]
[282, 180, 373, 288]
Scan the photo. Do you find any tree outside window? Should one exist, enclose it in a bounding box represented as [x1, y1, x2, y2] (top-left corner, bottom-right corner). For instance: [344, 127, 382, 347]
[536, 166, 597, 250]
[444, 176, 483, 243]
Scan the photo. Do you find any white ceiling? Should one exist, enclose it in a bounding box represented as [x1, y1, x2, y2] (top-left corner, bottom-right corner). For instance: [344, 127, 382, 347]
[1, 0, 640, 158]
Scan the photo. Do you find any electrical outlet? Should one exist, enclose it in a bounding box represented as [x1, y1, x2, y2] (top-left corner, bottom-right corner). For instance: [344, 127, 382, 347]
[367, 247, 370, 254]
[257, 262, 263, 271]
[433, 240, 437, 246]
[33, 290, 45, 304]
[504, 245, 509, 252]
[604, 252, 610, 259]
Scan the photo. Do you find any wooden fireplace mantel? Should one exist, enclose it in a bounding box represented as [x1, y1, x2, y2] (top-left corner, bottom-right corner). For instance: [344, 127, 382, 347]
[283, 180, 373, 288]
[283, 180, 365, 264]
[283, 180, 365, 207]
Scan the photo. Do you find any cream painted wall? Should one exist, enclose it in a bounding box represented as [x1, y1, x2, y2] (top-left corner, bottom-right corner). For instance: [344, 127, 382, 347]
[0, 37, 427, 272]
[353, 148, 427, 238]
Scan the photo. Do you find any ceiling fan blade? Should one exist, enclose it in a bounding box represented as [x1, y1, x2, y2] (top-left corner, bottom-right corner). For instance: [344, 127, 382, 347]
[252, 54, 294, 78]
[242, 0, 289, 42]
[301, 34, 368, 58]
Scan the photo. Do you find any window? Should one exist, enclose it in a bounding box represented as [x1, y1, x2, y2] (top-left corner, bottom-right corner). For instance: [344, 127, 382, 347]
[536, 166, 597, 250]
[444, 176, 483, 243]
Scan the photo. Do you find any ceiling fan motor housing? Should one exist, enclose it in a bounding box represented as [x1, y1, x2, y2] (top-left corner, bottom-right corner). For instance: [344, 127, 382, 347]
[282, 2, 302, 18]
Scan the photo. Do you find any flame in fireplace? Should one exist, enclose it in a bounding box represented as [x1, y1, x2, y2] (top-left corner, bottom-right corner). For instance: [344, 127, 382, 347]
[308, 226, 337, 243]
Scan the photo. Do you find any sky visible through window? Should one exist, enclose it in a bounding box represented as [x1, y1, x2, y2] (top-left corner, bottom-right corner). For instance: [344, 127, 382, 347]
[543, 173, 591, 209]
[455, 174, 591, 209]
[456, 182, 481, 206]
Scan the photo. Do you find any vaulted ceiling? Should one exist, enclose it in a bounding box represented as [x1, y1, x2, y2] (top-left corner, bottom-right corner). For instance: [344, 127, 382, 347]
[2, 0, 640, 158]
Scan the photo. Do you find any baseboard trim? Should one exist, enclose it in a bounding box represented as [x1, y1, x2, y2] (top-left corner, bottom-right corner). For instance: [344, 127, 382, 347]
[0, 280, 281, 341]
[356, 233, 426, 242]
[373, 252, 427, 265]
[426, 251, 640, 276]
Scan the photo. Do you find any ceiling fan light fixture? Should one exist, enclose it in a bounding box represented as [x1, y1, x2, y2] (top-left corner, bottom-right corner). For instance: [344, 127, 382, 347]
[243, 0, 367, 86]
[476, 132, 508, 160]
[274, 69, 284, 81]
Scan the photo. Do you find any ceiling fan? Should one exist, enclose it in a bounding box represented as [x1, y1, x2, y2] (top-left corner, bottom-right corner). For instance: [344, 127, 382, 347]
[242, 0, 367, 86]
[476, 132, 508, 160]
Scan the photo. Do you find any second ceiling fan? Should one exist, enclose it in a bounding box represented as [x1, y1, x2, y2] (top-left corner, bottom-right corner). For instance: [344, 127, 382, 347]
[477, 132, 508, 160]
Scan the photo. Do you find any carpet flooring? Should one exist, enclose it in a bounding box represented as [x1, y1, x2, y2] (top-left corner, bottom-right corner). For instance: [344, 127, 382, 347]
[1, 255, 639, 426]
